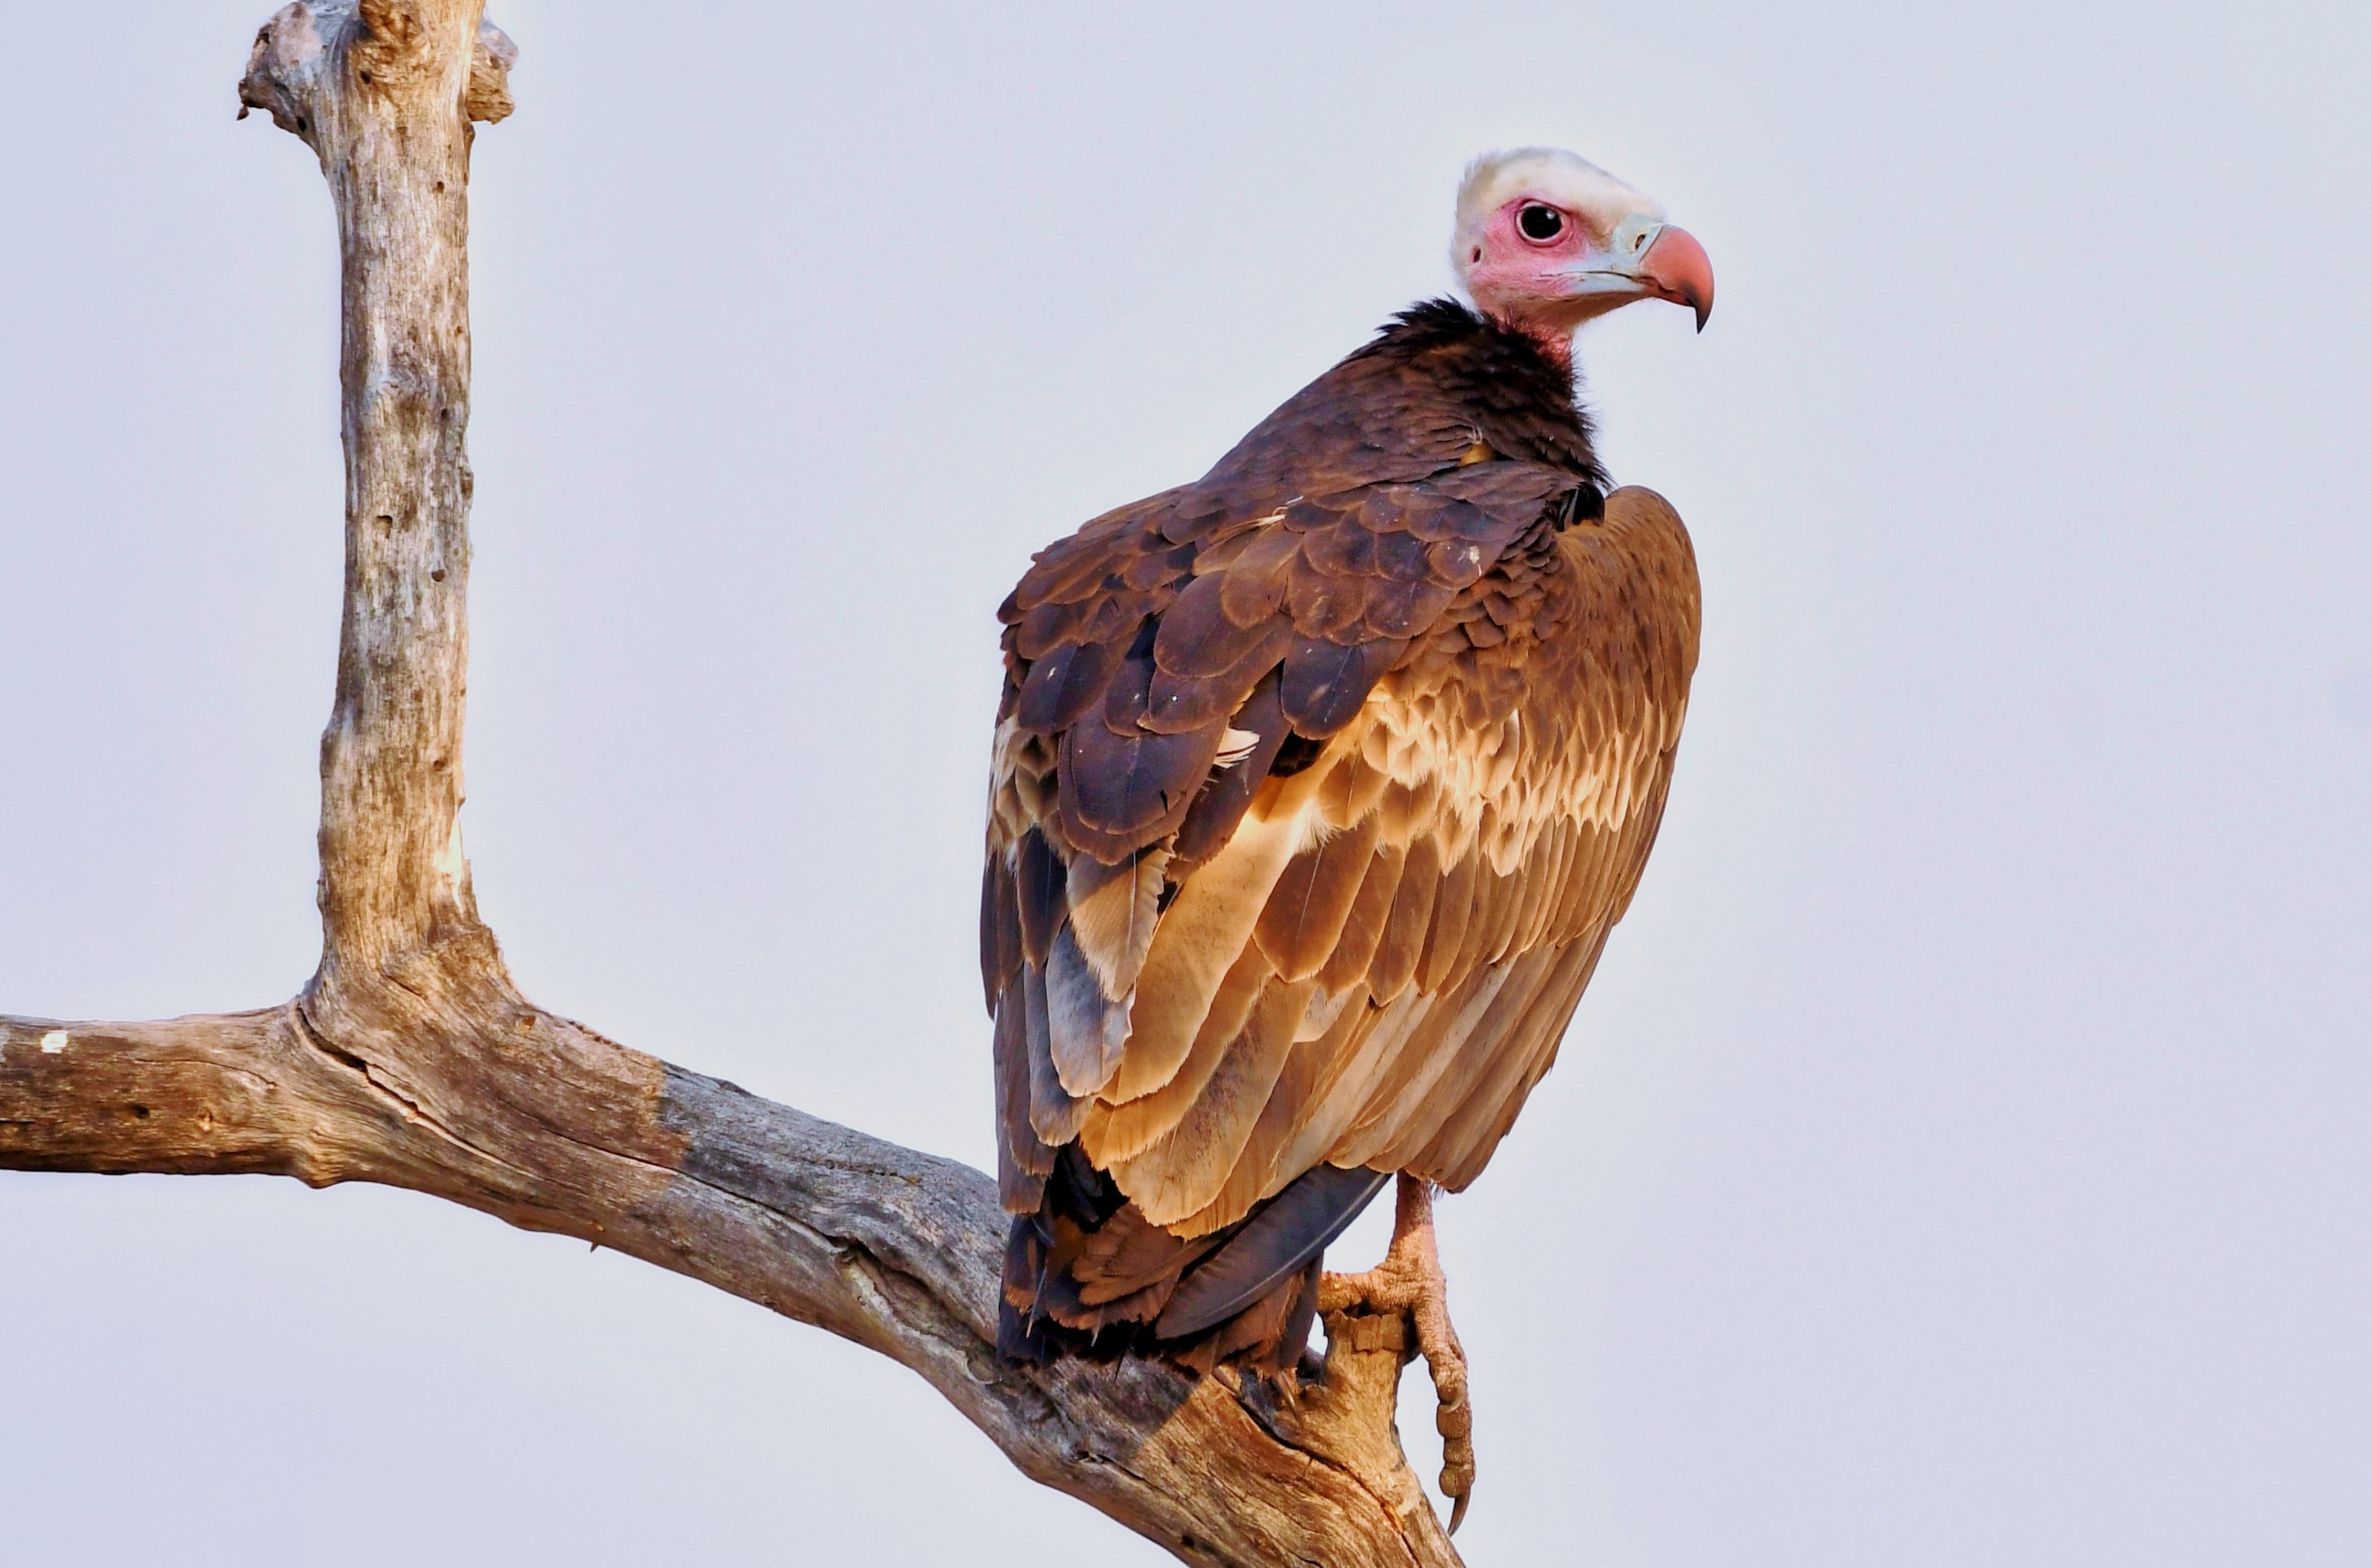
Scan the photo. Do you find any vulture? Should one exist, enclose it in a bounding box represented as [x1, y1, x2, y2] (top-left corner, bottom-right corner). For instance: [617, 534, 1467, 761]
[981, 146, 1711, 1521]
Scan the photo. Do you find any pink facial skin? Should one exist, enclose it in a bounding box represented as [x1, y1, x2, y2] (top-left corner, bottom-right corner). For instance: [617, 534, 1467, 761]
[1463, 196, 1714, 366]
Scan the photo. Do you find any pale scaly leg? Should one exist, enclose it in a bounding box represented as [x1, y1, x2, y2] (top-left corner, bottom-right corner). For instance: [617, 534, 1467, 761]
[1319, 1173, 1475, 1531]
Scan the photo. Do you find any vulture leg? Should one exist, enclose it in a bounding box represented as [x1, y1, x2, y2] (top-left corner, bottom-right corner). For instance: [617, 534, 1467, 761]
[1319, 1173, 1476, 1531]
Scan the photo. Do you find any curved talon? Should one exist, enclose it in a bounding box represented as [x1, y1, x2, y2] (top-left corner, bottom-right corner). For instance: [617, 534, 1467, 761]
[1319, 1174, 1476, 1531]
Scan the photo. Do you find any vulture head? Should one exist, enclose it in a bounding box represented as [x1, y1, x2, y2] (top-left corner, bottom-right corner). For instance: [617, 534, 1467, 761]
[1451, 146, 1715, 343]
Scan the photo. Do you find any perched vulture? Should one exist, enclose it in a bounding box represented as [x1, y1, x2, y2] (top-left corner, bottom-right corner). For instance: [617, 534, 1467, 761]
[980, 146, 1711, 1516]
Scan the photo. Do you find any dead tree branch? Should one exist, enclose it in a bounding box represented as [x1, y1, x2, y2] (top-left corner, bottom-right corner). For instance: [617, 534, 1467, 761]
[0, 4, 1460, 1565]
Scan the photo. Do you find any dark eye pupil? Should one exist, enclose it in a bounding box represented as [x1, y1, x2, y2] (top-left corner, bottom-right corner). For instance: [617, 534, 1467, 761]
[1518, 204, 1563, 241]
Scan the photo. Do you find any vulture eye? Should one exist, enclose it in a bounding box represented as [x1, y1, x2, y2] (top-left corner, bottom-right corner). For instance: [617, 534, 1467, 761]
[1516, 204, 1564, 243]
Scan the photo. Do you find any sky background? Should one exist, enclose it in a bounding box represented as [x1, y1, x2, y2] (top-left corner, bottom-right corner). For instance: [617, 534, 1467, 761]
[3, 1, 2366, 1563]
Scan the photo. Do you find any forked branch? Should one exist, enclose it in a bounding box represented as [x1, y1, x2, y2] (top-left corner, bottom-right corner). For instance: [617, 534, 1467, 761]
[0, 5, 1459, 1563]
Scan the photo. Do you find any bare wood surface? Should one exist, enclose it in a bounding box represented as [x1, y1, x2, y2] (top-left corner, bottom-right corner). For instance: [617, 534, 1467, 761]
[2, 4, 1464, 1564]
[0, 990, 1456, 1566]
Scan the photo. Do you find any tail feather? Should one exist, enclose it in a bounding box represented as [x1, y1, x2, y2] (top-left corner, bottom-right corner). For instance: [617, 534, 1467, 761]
[1155, 1163, 1390, 1338]
[1000, 1147, 1388, 1374]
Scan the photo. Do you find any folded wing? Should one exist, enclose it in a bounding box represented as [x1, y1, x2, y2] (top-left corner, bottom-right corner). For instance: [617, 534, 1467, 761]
[985, 481, 1699, 1238]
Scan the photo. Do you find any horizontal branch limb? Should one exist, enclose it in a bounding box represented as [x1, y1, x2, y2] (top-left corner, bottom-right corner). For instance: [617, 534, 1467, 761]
[0, 955, 1458, 1568]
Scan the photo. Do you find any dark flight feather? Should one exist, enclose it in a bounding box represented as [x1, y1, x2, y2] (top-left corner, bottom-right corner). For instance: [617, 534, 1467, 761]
[1281, 636, 1407, 736]
[1170, 675, 1290, 869]
[1014, 634, 1126, 733]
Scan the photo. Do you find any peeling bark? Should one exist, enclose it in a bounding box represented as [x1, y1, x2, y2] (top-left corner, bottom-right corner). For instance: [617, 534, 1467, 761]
[6, 5, 1462, 1564]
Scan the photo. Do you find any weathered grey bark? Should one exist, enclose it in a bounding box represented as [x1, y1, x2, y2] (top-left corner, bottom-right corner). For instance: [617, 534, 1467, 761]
[0, 5, 1461, 1565]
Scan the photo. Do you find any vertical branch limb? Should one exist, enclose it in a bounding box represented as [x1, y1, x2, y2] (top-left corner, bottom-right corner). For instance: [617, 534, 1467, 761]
[241, 0, 515, 974]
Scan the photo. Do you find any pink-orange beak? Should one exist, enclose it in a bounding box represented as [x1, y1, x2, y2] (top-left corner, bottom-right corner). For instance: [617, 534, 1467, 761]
[1554, 214, 1716, 332]
[1638, 223, 1714, 332]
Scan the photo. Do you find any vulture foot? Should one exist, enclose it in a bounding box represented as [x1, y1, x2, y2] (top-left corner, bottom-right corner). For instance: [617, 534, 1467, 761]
[1319, 1173, 1474, 1531]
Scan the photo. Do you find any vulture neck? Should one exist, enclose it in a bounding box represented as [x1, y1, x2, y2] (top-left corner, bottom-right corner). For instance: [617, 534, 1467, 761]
[1347, 299, 1603, 486]
[1492, 313, 1578, 374]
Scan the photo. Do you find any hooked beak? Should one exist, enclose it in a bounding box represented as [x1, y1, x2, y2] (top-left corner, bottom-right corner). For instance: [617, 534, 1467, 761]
[1557, 214, 1715, 332]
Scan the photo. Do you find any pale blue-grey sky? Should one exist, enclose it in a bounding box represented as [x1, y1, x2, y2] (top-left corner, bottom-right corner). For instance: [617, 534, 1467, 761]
[4, 2, 2366, 1563]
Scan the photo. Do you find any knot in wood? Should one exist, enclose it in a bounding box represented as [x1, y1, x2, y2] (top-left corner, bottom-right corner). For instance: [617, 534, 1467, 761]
[467, 21, 518, 124]
[351, 0, 435, 89]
